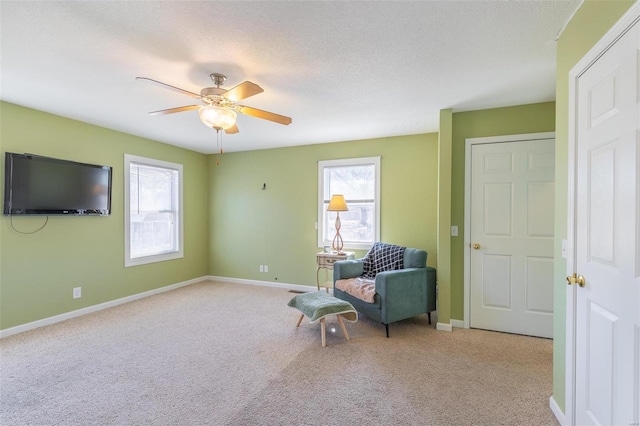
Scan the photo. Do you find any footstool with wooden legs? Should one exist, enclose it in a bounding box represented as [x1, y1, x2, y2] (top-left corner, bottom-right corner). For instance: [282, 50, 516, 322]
[287, 291, 358, 347]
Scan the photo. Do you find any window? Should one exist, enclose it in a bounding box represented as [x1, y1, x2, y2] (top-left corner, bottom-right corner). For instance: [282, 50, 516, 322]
[318, 157, 380, 250]
[124, 154, 183, 267]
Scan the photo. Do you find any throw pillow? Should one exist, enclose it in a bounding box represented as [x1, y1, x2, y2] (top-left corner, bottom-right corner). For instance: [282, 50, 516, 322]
[361, 242, 405, 279]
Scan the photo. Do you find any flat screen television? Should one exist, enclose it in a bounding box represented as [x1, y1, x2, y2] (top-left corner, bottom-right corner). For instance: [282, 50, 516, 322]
[3, 152, 112, 216]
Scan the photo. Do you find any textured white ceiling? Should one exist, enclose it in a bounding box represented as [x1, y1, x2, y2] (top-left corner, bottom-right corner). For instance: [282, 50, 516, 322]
[1, 1, 581, 154]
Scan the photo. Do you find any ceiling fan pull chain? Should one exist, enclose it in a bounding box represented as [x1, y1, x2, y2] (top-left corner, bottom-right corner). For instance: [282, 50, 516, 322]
[216, 130, 222, 166]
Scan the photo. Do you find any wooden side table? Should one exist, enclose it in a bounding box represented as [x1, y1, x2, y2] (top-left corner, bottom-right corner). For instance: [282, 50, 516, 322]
[316, 251, 355, 291]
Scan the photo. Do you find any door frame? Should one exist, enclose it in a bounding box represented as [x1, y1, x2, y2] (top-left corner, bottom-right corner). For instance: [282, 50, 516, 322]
[463, 132, 556, 329]
[565, 4, 640, 425]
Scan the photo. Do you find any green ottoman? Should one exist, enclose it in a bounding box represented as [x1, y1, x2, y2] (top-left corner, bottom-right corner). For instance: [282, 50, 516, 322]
[288, 291, 357, 347]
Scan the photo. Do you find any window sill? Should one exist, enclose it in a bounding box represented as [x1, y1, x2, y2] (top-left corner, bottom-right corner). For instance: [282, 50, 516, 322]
[125, 251, 183, 267]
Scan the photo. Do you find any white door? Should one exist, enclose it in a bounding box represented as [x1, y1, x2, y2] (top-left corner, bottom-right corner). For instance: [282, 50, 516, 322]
[469, 139, 555, 338]
[572, 17, 639, 426]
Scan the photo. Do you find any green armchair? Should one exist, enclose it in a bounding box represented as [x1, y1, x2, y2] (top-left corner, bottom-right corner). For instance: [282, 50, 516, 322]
[333, 244, 436, 337]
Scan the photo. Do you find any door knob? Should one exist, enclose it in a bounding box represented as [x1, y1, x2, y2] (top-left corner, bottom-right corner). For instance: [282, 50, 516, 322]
[566, 273, 585, 287]
[472, 243, 481, 250]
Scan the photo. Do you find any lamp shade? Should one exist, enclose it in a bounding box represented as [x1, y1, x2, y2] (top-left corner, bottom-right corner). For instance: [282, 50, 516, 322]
[198, 105, 237, 130]
[327, 194, 348, 211]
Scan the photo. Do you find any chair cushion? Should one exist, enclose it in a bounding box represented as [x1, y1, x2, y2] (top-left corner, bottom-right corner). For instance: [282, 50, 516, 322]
[335, 277, 376, 303]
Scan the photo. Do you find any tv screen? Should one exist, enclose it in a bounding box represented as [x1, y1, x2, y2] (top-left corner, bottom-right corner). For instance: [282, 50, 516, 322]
[3, 152, 112, 216]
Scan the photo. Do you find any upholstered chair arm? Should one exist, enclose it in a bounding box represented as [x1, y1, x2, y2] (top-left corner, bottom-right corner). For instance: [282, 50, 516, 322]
[333, 259, 364, 281]
[375, 268, 428, 324]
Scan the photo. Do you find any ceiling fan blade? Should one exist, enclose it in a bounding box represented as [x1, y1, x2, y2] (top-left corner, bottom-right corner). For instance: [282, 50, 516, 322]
[225, 124, 239, 134]
[149, 105, 200, 115]
[136, 77, 201, 99]
[235, 105, 292, 125]
[223, 81, 264, 102]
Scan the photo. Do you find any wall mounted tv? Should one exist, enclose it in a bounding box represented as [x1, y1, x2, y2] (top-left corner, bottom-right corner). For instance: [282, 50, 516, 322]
[3, 152, 112, 216]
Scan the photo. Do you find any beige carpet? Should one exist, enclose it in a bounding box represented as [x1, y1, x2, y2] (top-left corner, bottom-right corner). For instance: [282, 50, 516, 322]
[0, 281, 558, 425]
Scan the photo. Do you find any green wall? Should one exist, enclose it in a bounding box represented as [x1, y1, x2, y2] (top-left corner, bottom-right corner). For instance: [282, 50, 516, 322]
[552, 0, 635, 412]
[449, 102, 556, 321]
[208, 133, 439, 286]
[0, 102, 209, 330]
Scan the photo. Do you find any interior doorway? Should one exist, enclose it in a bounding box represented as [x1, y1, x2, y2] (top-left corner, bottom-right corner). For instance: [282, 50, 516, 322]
[463, 132, 556, 338]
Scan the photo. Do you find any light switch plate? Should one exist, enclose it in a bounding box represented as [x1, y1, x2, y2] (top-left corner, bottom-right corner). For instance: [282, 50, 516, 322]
[451, 226, 458, 237]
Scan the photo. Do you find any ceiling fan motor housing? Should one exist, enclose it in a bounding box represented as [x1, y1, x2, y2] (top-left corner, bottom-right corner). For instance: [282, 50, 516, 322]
[201, 87, 229, 106]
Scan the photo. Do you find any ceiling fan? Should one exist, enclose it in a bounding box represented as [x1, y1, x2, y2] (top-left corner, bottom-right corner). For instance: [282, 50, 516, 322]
[136, 73, 292, 134]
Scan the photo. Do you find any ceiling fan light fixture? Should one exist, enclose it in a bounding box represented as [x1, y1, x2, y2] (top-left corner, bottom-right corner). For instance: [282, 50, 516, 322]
[139, 73, 291, 134]
[198, 105, 237, 130]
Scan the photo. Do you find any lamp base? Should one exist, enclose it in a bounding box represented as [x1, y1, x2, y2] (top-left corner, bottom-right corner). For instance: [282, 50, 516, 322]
[331, 211, 345, 253]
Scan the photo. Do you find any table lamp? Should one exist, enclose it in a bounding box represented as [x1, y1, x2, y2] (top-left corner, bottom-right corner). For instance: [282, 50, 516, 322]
[327, 194, 348, 254]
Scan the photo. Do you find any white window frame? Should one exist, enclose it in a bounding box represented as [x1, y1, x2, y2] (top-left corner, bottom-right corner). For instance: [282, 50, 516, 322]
[124, 154, 183, 267]
[317, 156, 381, 250]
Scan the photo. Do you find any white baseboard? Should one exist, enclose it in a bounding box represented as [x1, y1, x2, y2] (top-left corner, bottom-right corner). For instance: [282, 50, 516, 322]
[437, 318, 466, 331]
[451, 319, 465, 328]
[549, 396, 566, 426]
[206, 275, 319, 294]
[0, 276, 209, 339]
[436, 322, 452, 332]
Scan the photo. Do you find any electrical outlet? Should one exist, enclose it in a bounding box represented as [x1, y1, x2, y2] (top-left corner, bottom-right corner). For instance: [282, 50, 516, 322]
[73, 287, 82, 299]
[264, 265, 268, 273]
[259, 265, 264, 272]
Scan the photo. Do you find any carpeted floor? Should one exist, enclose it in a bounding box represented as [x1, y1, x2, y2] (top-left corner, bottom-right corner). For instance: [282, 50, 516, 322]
[0, 281, 558, 425]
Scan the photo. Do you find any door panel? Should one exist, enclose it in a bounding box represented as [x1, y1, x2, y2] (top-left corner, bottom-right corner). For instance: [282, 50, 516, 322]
[589, 67, 621, 127]
[588, 142, 616, 265]
[525, 256, 553, 314]
[484, 183, 512, 236]
[528, 182, 554, 236]
[482, 254, 512, 309]
[586, 301, 616, 425]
